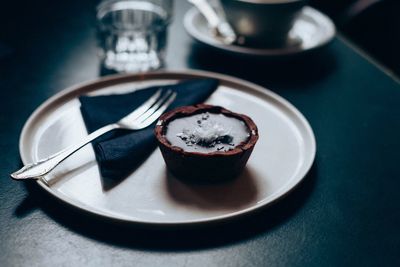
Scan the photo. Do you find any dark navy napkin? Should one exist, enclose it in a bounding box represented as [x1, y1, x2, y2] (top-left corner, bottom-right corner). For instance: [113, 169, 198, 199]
[79, 79, 219, 180]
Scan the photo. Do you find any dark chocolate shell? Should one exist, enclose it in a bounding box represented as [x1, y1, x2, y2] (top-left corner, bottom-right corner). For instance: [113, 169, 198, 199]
[154, 104, 259, 182]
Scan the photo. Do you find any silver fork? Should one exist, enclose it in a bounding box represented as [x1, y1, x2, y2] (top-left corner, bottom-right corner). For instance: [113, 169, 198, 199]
[11, 89, 177, 180]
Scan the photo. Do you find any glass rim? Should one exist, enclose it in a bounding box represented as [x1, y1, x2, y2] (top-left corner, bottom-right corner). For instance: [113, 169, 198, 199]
[96, 0, 172, 21]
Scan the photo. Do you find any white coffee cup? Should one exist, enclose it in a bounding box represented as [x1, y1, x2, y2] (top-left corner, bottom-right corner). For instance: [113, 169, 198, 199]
[220, 0, 307, 47]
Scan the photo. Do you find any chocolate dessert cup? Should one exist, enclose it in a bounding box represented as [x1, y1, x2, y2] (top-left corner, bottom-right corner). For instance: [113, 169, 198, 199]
[154, 104, 259, 182]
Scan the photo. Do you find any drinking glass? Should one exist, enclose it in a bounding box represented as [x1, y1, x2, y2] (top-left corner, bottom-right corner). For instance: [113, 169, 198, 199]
[97, 0, 173, 73]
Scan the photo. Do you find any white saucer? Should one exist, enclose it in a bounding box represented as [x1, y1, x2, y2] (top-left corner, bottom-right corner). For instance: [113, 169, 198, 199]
[19, 70, 316, 225]
[184, 6, 336, 56]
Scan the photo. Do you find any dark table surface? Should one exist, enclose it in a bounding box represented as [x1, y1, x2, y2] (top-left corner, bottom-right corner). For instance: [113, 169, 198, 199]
[1, 1, 400, 266]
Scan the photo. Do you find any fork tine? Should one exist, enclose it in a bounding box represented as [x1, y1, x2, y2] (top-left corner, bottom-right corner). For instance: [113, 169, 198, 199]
[133, 90, 173, 123]
[137, 92, 177, 129]
[119, 89, 162, 123]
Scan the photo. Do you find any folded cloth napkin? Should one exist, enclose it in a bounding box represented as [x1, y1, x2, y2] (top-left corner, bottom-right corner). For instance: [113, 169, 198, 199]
[79, 79, 219, 180]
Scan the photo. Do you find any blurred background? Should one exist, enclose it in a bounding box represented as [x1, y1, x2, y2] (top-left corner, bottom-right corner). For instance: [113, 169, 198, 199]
[312, 0, 400, 77]
[0, 0, 399, 77]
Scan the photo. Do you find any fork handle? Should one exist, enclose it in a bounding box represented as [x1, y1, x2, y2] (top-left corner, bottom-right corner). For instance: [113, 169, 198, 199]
[11, 123, 119, 180]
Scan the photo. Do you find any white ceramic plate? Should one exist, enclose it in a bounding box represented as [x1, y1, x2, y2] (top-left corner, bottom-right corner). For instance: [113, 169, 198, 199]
[19, 70, 316, 225]
[184, 6, 336, 56]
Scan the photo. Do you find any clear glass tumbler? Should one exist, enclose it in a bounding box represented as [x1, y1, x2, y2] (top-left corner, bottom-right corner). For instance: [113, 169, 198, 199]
[96, 0, 173, 73]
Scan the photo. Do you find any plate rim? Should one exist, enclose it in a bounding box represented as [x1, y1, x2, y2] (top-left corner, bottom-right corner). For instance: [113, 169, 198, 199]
[183, 6, 336, 56]
[19, 69, 316, 226]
